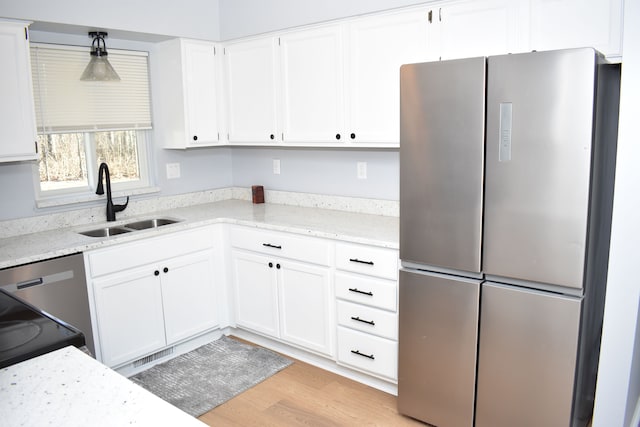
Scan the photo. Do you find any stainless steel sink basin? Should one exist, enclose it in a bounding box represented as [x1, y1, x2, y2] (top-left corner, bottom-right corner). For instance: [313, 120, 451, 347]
[78, 217, 181, 237]
[79, 226, 131, 237]
[123, 218, 180, 230]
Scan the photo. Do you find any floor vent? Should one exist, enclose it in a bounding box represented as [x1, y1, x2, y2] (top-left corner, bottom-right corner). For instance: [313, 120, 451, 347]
[133, 347, 174, 368]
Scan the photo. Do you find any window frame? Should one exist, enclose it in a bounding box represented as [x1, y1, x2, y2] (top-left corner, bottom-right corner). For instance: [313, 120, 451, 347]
[30, 42, 157, 208]
[34, 130, 156, 208]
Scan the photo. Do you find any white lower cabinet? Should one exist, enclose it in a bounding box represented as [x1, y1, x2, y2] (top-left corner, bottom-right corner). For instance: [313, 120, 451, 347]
[92, 264, 167, 368]
[231, 250, 280, 338]
[334, 242, 399, 381]
[85, 227, 219, 368]
[230, 226, 334, 357]
[337, 326, 398, 381]
[229, 226, 400, 384]
[279, 260, 332, 355]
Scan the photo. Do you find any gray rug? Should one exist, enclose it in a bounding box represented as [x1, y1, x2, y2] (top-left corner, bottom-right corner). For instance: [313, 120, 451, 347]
[129, 335, 293, 417]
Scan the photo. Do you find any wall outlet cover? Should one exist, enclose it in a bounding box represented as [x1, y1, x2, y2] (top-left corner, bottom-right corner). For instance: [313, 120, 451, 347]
[357, 162, 367, 180]
[166, 163, 181, 179]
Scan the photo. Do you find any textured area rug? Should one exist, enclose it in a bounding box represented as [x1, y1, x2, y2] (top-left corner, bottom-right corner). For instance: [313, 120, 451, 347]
[129, 335, 293, 417]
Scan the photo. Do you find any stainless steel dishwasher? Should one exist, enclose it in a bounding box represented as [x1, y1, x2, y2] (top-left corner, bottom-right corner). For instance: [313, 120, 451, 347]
[0, 253, 95, 355]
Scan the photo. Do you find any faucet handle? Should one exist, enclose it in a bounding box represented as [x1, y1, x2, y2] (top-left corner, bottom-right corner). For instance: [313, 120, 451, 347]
[113, 196, 129, 213]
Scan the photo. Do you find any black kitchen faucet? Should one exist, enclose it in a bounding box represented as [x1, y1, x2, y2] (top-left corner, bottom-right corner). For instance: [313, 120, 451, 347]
[96, 162, 129, 222]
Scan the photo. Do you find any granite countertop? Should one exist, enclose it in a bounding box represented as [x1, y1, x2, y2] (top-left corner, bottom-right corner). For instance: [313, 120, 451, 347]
[0, 199, 399, 270]
[0, 346, 206, 427]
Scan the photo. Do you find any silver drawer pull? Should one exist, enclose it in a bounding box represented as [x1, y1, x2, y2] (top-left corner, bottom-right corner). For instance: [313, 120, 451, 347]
[351, 349, 375, 360]
[348, 287, 373, 296]
[349, 258, 374, 266]
[351, 316, 375, 326]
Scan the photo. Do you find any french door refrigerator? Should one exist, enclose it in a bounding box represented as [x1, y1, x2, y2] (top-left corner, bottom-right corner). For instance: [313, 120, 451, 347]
[398, 48, 620, 427]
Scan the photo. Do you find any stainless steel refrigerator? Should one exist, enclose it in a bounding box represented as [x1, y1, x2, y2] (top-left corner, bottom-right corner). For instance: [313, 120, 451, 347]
[398, 48, 620, 427]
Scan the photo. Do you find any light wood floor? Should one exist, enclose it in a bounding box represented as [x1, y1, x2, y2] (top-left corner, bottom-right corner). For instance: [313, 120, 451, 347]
[197, 340, 425, 426]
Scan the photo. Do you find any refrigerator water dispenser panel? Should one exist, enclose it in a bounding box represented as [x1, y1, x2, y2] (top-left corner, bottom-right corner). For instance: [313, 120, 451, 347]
[499, 102, 512, 162]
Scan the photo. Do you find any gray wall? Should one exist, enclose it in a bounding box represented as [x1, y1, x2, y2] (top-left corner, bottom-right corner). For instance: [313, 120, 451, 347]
[231, 148, 398, 200]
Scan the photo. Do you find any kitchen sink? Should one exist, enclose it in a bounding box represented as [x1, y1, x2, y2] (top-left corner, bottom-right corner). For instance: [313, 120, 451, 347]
[78, 217, 181, 237]
[123, 218, 180, 230]
[79, 226, 132, 238]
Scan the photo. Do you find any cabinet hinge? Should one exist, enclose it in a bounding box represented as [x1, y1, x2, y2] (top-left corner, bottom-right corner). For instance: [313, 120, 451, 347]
[428, 10, 432, 23]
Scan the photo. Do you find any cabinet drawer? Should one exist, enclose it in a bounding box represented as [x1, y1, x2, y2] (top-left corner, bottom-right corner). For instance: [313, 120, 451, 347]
[87, 227, 213, 277]
[335, 242, 398, 279]
[230, 226, 330, 266]
[335, 272, 397, 311]
[337, 300, 398, 340]
[337, 326, 397, 381]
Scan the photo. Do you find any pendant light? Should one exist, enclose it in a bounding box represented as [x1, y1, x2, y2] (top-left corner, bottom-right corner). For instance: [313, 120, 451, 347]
[80, 31, 120, 81]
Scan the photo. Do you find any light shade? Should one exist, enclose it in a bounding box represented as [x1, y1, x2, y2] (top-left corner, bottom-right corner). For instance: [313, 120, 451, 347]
[80, 32, 120, 81]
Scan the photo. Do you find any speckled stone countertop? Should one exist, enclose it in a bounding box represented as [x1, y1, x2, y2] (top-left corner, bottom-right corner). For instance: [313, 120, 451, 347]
[0, 346, 206, 427]
[0, 199, 399, 270]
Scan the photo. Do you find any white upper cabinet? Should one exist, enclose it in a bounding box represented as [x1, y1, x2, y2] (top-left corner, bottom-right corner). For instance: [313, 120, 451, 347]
[430, 0, 529, 60]
[0, 20, 37, 162]
[153, 38, 224, 148]
[346, 9, 430, 145]
[225, 37, 281, 144]
[529, 0, 622, 59]
[216, 0, 623, 148]
[279, 25, 345, 144]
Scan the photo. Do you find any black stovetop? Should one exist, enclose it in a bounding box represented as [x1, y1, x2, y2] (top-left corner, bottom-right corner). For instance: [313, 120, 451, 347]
[0, 289, 85, 369]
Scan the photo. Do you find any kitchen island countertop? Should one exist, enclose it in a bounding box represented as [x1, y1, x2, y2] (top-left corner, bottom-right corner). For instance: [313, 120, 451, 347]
[0, 199, 399, 269]
[0, 345, 206, 427]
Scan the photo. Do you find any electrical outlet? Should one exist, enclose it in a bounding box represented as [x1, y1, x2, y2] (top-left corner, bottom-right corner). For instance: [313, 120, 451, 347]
[273, 159, 281, 175]
[357, 162, 367, 179]
[166, 163, 181, 179]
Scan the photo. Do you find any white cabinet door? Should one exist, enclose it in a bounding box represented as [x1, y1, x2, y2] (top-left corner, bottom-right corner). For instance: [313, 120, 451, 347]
[434, 0, 528, 60]
[161, 250, 218, 345]
[231, 250, 280, 338]
[279, 260, 333, 356]
[93, 266, 166, 368]
[183, 40, 221, 146]
[529, 0, 622, 59]
[153, 38, 223, 148]
[225, 37, 280, 144]
[346, 9, 431, 145]
[0, 21, 37, 162]
[280, 25, 345, 144]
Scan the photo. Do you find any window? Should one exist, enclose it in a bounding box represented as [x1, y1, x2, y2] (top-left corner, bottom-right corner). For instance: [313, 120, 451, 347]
[30, 43, 153, 204]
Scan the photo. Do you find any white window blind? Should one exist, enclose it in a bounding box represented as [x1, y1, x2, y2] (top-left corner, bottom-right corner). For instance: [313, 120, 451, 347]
[30, 43, 152, 134]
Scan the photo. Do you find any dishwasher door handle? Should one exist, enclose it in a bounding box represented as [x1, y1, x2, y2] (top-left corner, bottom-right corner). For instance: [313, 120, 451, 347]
[16, 278, 44, 290]
[1, 270, 74, 292]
